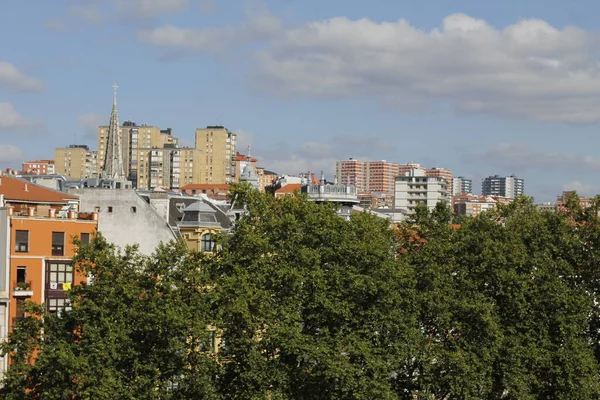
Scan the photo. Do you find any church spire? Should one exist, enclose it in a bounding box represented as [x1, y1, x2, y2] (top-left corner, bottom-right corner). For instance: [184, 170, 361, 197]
[102, 84, 126, 180]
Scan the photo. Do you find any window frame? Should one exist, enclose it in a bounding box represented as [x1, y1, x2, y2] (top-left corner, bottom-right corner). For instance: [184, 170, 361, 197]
[201, 233, 216, 252]
[80, 233, 90, 245]
[15, 230, 29, 252]
[51, 231, 65, 256]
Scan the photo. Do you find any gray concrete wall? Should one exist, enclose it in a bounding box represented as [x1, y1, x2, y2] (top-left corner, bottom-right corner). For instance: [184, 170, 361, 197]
[70, 189, 176, 256]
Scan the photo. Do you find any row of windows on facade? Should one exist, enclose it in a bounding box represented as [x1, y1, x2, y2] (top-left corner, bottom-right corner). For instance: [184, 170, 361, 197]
[15, 231, 90, 255]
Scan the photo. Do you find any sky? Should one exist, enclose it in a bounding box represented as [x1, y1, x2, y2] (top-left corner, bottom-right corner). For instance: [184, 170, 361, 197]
[3, 0, 600, 201]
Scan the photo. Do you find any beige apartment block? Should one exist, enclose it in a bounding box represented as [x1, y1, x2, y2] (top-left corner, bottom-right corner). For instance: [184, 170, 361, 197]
[98, 122, 178, 180]
[136, 147, 201, 190]
[54, 145, 98, 180]
[194, 126, 237, 184]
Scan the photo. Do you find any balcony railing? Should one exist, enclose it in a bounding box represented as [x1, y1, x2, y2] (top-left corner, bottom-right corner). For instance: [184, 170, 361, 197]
[13, 281, 33, 297]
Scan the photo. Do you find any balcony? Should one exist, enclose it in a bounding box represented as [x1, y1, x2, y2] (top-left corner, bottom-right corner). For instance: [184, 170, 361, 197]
[13, 281, 33, 297]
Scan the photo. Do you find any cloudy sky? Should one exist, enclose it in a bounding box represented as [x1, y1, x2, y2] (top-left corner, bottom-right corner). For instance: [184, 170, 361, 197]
[3, 0, 600, 201]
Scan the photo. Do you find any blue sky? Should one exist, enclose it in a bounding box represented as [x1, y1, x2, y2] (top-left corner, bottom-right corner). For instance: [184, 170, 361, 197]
[3, 0, 600, 201]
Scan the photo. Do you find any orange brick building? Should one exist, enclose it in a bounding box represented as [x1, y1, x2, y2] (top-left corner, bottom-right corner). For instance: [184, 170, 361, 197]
[9, 212, 97, 325]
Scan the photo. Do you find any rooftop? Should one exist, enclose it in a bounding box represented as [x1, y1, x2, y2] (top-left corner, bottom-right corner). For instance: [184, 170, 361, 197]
[0, 173, 78, 204]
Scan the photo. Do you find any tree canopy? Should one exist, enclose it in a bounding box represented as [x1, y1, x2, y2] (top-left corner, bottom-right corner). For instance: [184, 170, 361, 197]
[3, 188, 600, 399]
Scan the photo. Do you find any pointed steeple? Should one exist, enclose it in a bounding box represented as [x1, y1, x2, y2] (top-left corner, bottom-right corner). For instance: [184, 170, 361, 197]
[102, 84, 126, 180]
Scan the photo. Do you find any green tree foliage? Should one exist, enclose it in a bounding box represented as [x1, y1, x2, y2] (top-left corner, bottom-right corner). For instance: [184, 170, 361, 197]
[3, 188, 600, 399]
[0, 238, 221, 399]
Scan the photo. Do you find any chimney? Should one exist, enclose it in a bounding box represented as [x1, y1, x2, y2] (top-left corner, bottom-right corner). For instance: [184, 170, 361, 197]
[24, 183, 28, 192]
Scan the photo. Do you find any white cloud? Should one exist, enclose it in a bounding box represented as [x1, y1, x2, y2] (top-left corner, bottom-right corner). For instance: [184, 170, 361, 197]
[0, 103, 42, 131]
[78, 113, 106, 138]
[117, 0, 191, 18]
[0, 144, 25, 164]
[253, 13, 600, 123]
[562, 181, 600, 197]
[0, 62, 43, 92]
[138, 8, 280, 53]
[464, 143, 600, 172]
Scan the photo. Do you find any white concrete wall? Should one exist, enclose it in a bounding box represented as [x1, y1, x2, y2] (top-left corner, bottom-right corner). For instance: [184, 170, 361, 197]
[70, 189, 176, 256]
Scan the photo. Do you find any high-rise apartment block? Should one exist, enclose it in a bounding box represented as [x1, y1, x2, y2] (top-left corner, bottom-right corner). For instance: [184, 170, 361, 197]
[426, 167, 453, 188]
[335, 159, 400, 194]
[195, 126, 237, 184]
[54, 145, 98, 180]
[98, 122, 178, 184]
[452, 176, 473, 195]
[136, 146, 201, 190]
[481, 175, 524, 199]
[394, 168, 449, 213]
[22, 160, 55, 175]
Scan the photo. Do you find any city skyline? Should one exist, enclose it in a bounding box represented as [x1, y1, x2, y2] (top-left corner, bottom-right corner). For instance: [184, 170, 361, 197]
[4, 0, 600, 201]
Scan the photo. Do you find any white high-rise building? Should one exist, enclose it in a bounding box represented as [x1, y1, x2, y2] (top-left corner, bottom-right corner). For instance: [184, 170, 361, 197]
[452, 176, 473, 195]
[394, 168, 449, 213]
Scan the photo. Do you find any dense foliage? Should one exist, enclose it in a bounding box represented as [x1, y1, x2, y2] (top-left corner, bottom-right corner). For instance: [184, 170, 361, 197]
[3, 188, 600, 399]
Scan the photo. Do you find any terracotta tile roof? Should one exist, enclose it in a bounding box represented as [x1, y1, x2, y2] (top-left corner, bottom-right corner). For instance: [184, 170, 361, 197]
[235, 152, 258, 162]
[0, 174, 77, 204]
[276, 184, 302, 193]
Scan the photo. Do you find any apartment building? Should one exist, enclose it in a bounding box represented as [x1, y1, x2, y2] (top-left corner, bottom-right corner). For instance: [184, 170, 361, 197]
[54, 145, 98, 180]
[335, 159, 400, 195]
[22, 160, 55, 175]
[452, 176, 473, 195]
[0, 172, 98, 380]
[195, 126, 237, 184]
[453, 194, 512, 217]
[394, 168, 449, 213]
[136, 146, 201, 190]
[98, 122, 178, 182]
[482, 175, 524, 199]
[426, 167, 453, 189]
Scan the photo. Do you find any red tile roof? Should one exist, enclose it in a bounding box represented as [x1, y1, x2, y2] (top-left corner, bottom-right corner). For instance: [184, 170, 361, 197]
[276, 184, 302, 193]
[0, 174, 77, 204]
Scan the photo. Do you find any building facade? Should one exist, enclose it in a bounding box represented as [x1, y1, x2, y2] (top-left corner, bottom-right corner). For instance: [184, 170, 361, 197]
[194, 126, 237, 184]
[22, 160, 55, 175]
[481, 175, 524, 199]
[335, 159, 400, 195]
[452, 176, 473, 195]
[136, 146, 201, 190]
[98, 122, 179, 185]
[394, 168, 449, 213]
[54, 145, 98, 180]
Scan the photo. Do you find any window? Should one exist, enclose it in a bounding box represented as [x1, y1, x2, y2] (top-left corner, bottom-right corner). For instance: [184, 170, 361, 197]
[16, 299, 25, 319]
[15, 230, 29, 252]
[131, 206, 136, 213]
[108, 206, 113, 213]
[201, 234, 216, 252]
[16, 266, 26, 283]
[48, 262, 73, 286]
[80, 233, 90, 245]
[47, 298, 71, 313]
[52, 232, 65, 256]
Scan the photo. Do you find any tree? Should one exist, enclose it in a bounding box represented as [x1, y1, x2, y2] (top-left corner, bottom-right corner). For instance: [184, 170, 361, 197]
[0, 236, 221, 399]
[3, 189, 600, 399]
[212, 186, 419, 399]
